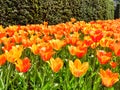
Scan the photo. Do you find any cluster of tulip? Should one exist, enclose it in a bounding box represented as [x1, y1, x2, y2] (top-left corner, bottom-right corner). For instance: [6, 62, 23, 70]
[0, 18, 120, 87]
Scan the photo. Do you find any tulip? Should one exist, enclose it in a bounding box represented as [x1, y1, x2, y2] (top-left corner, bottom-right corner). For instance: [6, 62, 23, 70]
[96, 50, 112, 64]
[15, 57, 31, 73]
[49, 39, 65, 50]
[110, 62, 118, 68]
[65, 32, 79, 45]
[90, 30, 103, 42]
[112, 42, 120, 56]
[68, 45, 77, 56]
[68, 45, 87, 58]
[99, 69, 119, 87]
[69, 59, 89, 77]
[49, 57, 64, 73]
[39, 45, 55, 61]
[99, 37, 115, 48]
[0, 54, 6, 66]
[5, 45, 23, 63]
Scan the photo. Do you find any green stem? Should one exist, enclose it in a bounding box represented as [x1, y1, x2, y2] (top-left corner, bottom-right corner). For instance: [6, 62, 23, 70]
[5, 64, 12, 90]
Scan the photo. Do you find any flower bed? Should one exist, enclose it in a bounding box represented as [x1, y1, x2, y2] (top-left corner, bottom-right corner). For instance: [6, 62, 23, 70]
[0, 18, 120, 89]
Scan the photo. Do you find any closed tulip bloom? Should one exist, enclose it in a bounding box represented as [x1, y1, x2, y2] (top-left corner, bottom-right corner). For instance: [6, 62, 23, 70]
[31, 44, 39, 55]
[112, 42, 120, 56]
[110, 62, 118, 68]
[0, 54, 6, 66]
[50, 57, 63, 73]
[68, 45, 77, 56]
[76, 46, 87, 58]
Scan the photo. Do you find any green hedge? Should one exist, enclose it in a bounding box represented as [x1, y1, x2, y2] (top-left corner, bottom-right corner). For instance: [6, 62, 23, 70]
[115, 2, 120, 19]
[0, 0, 114, 27]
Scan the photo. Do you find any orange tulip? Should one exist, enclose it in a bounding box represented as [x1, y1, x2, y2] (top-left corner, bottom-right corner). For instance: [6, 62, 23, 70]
[81, 23, 92, 35]
[0, 32, 5, 38]
[5, 28, 15, 37]
[112, 42, 120, 56]
[76, 40, 87, 47]
[68, 45, 87, 58]
[42, 35, 52, 42]
[68, 45, 77, 56]
[18, 30, 28, 37]
[76, 41, 87, 58]
[65, 32, 79, 45]
[1, 37, 15, 51]
[0, 54, 6, 66]
[40, 51, 54, 61]
[70, 18, 76, 23]
[2, 42, 15, 52]
[22, 39, 32, 47]
[39, 45, 55, 61]
[54, 26, 64, 39]
[5, 45, 23, 63]
[43, 21, 48, 27]
[0, 25, 5, 33]
[99, 37, 115, 48]
[15, 57, 31, 72]
[49, 39, 65, 50]
[113, 33, 120, 41]
[31, 44, 39, 55]
[76, 47, 87, 58]
[49, 57, 64, 73]
[13, 35, 22, 44]
[110, 62, 118, 68]
[99, 69, 119, 87]
[84, 36, 94, 47]
[54, 32, 64, 39]
[69, 59, 89, 77]
[90, 42, 99, 49]
[96, 50, 112, 64]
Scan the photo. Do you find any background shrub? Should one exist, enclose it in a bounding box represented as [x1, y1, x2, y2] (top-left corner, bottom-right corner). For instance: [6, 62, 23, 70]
[114, 0, 120, 19]
[0, 0, 114, 27]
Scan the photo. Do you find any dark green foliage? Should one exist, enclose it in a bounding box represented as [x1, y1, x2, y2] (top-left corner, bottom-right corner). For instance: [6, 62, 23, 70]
[115, 1, 120, 19]
[0, 0, 45, 26]
[0, 0, 114, 27]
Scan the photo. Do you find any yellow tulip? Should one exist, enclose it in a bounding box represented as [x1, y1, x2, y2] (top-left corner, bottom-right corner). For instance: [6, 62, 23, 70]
[69, 59, 89, 77]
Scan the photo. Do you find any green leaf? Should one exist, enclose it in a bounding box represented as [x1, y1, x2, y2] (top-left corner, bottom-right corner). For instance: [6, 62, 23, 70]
[0, 78, 4, 89]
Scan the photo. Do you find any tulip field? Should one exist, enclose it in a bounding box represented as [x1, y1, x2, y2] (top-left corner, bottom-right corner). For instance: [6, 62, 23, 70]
[0, 18, 120, 90]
